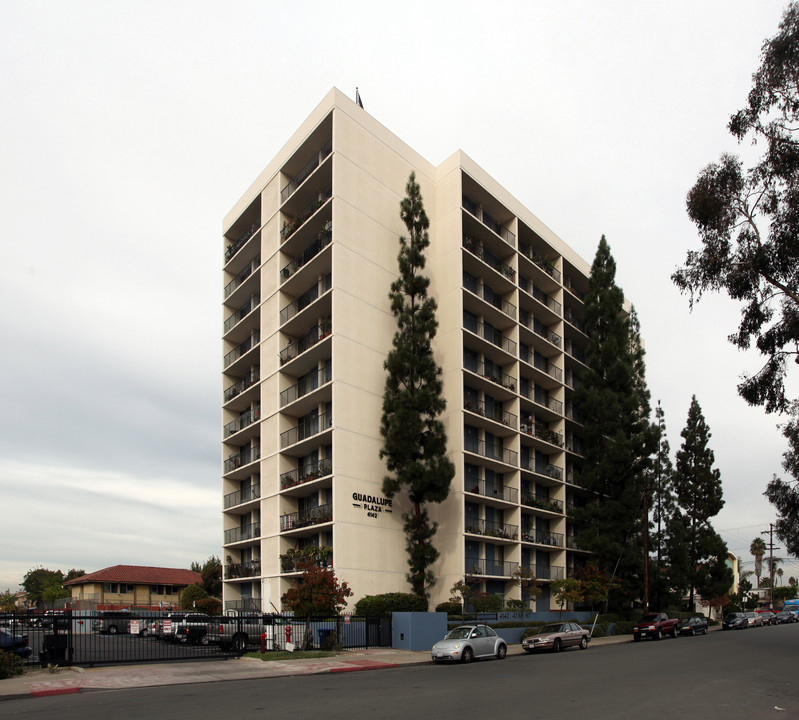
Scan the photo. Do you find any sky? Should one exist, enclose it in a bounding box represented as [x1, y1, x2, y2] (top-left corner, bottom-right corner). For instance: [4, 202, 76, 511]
[1, 0, 797, 593]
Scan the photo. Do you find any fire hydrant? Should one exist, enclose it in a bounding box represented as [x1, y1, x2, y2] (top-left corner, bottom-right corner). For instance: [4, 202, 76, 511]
[260, 632, 266, 654]
[285, 625, 292, 647]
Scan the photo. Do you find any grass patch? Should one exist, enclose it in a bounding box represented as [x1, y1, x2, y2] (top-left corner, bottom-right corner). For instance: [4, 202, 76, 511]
[244, 650, 337, 662]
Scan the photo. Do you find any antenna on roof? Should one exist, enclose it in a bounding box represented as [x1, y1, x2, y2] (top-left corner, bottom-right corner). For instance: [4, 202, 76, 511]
[356, 87, 364, 109]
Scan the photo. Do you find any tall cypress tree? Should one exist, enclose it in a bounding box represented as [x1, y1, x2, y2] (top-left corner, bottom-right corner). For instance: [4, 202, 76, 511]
[673, 396, 726, 608]
[573, 236, 646, 606]
[380, 172, 455, 602]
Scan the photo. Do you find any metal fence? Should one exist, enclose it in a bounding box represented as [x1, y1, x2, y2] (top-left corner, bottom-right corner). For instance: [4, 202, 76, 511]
[1, 611, 392, 668]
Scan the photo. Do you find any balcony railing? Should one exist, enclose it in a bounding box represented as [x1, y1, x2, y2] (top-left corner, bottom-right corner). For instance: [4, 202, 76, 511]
[565, 342, 586, 364]
[280, 550, 333, 573]
[465, 439, 518, 466]
[566, 535, 583, 550]
[224, 522, 260, 544]
[520, 277, 562, 316]
[224, 331, 260, 368]
[465, 480, 518, 504]
[521, 528, 564, 547]
[280, 502, 333, 531]
[467, 558, 519, 577]
[223, 483, 261, 509]
[464, 399, 517, 429]
[565, 405, 583, 424]
[224, 560, 261, 579]
[521, 495, 564, 514]
[224, 406, 261, 437]
[520, 457, 563, 480]
[224, 369, 260, 403]
[281, 224, 332, 282]
[280, 274, 331, 325]
[566, 437, 585, 456]
[519, 309, 561, 346]
[224, 293, 260, 334]
[225, 223, 259, 263]
[224, 256, 260, 299]
[564, 278, 586, 301]
[519, 421, 564, 448]
[463, 273, 516, 319]
[280, 366, 332, 407]
[564, 308, 586, 333]
[281, 138, 333, 203]
[224, 444, 260, 474]
[462, 196, 515, 247]
[224, 598, 262, 611]
[464, 316, 517, 356]
[465, 518, 519, 540]
[521, 387, 564, 416]
[279, 320, 331, 365]
[518, 242, 562, 283]
[281, 186, 332, 242]
[522, 564, 565, 580]
[464, 358, 517, 393]
[280, 458, 333, 490]
[463, 235, 515, 280]
[280, 412, 332, 449]
[519, 347, 563, 382]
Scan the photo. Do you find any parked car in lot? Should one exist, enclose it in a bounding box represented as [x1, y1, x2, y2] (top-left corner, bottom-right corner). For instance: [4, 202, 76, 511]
[722, 612, 748, 630]
[745, 612, 763, 627]
[92, 610, 138, 635]
[677, 617, 708, 636]
[521, 622, 590, 653]
[775, 611, 798, 624]
[431, 624, 507, 663]
[0, 628, 32, 658]
[758, 611, 777, 626]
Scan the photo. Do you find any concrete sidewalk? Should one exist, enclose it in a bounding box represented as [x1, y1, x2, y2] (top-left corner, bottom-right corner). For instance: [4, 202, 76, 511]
[0, 636, 631, 702]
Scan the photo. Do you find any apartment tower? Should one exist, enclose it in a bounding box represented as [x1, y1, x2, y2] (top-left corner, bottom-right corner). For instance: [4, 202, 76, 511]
[222, 88, 592, 612]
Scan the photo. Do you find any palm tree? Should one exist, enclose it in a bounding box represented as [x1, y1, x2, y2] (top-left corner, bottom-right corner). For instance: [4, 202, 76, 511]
[777, 568, 784, 586]
[750, 537, 767, 588]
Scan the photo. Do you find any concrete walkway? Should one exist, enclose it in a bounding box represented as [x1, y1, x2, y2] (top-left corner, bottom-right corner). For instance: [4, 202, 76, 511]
[0, 636, 631, 702]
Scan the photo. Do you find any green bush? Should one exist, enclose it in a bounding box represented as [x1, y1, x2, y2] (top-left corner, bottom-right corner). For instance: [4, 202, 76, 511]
[597, 613, 619, 624]
[0, 650, 24, 680]
[471, 593, 502, 613]
[195, 597, 222, 615]
[354, 593, 428, 615]
[504, 599, 524, 610]
[435, 601, 462, 615]
[613, 621, 636, 635]
[180, 583, 209, 610]
[590, 624, 608, 638]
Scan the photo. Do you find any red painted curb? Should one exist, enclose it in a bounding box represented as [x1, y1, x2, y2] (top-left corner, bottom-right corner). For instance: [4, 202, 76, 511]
[30, 687, 81, 698]
[330, 663, 398, 673]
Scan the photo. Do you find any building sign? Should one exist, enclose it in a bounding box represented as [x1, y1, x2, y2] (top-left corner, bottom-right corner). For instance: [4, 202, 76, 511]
[351, 492, 393, 519]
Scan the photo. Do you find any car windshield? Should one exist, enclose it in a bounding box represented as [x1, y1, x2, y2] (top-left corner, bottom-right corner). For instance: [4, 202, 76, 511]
[538, 624, 562, 634]
[445, 627, 473, 640]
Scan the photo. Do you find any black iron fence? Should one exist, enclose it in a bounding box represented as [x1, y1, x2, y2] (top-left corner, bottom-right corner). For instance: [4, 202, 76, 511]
[0, 611, 392, 668]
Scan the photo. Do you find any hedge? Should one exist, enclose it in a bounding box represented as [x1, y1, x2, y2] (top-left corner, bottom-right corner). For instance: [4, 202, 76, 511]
[354, 593, 428, 615]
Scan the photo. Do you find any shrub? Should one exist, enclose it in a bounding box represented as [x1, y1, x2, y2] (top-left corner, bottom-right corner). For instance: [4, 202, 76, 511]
[0, 650, 24, 680]
[597, 613, 619, 623]
[195, 597, 222, 615]
[471, 593, 502, 613]
[354, 593, 428, 615]
[504, 599, 524, 610]
[590, 624, 608, 638]
[613, 621, 636, 635]
[180, 583, 209, 610]
[435, 601, 462, 615]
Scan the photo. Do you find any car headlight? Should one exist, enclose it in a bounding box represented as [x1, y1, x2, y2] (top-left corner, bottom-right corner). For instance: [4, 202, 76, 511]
[452, 643, 461, 650]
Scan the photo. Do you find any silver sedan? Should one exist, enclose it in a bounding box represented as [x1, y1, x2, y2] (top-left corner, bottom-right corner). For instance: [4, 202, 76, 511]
[522, 622, 590, 653]
[431, 624, 508, 663]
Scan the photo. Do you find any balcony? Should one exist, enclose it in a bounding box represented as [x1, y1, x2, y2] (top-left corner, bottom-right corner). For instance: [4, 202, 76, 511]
[224, 560, 261, 579]
[280, 412, 332, 449]
[520, 386, 563, 416]
[281, 139, 332, 204]
[225, 223, 259, 263]
[463, 273, 516, 320]
[520, 456, 563, 481]
[224, 293, 260, 334]
[464, 316, 517, 356]
[564, 308, 586, 334]
[223, 483, 261, 510]
[281, 366, 332, 407]
[464, 358, 517, 393]
[465, 518, 519, 540]
[281, 224, 332, 283]
[224, 406, 261, 438]
[279, 320, 331, 366]
[224, 444, 260, 474]
[465, 439, 518, 467]
[519, 347, 563, 382]
[281, 502, 333, 531]
[224, 522, 260, 544]
[224, 331, 260, 369]
[280, 275, 331, 325]
[518, 241, 562, 283]
[465, 480, 518, 504]
[565, 342, 586, 364]
[463, 235, 515, 281]
[521, 528, 564, 547]
[462, 196, 516, 247]
[521, 495, 564, 514]
[519, 421, 564, 448]
[224, 256, 260, 299]
[464, 399, 517, 429]
[520, 277, 562, 316]
[565, 405, 583, 424]
[564, 277, 586, 301]
[224, 598, 262, 611]
[280, 458, 333, 490]
[519, 310, 561, 347]
[281, 185, 332, 243]
[280, 549, 333, 573]
[565, 437, 585, 456]
[224, 369, 259, 404]
[467, 558, 519, 577]
[521, 564, 565, 581]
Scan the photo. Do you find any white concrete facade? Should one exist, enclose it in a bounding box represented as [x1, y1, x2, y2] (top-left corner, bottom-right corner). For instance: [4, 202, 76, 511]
[222, 88, 594, 612]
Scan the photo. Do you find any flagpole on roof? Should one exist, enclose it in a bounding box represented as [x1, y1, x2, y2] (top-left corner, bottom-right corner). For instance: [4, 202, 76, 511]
[356, 87, 364, 109]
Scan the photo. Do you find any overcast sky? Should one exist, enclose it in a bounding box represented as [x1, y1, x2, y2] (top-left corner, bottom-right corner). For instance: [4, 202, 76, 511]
[1, 1, 796, 593]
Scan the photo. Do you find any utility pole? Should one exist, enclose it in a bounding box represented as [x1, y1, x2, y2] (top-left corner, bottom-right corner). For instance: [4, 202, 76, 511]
[761, 524, 780, 610]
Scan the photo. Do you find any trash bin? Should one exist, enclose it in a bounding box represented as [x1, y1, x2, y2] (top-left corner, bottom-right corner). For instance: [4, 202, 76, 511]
[317, 629, 332, 648]
[41, 634, 69, 666]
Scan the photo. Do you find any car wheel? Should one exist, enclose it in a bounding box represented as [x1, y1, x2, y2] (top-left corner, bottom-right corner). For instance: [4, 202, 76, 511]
[201, 634, 211, 646]
[654, 629, 661, 641]
[690, 628, 695, 636]
[496, 643, 507, 660]
[672, 626, 679, 638]
[552, 638, 562, 653]
[703, 627, 708, 635]
[108, 625, 118, 635]
[232, 634, 247, 653]
[524, 649, 533, 654]
[633, 635, 641, 642]
[461, 646, 474, 663]
[579, 636, 588, 650]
